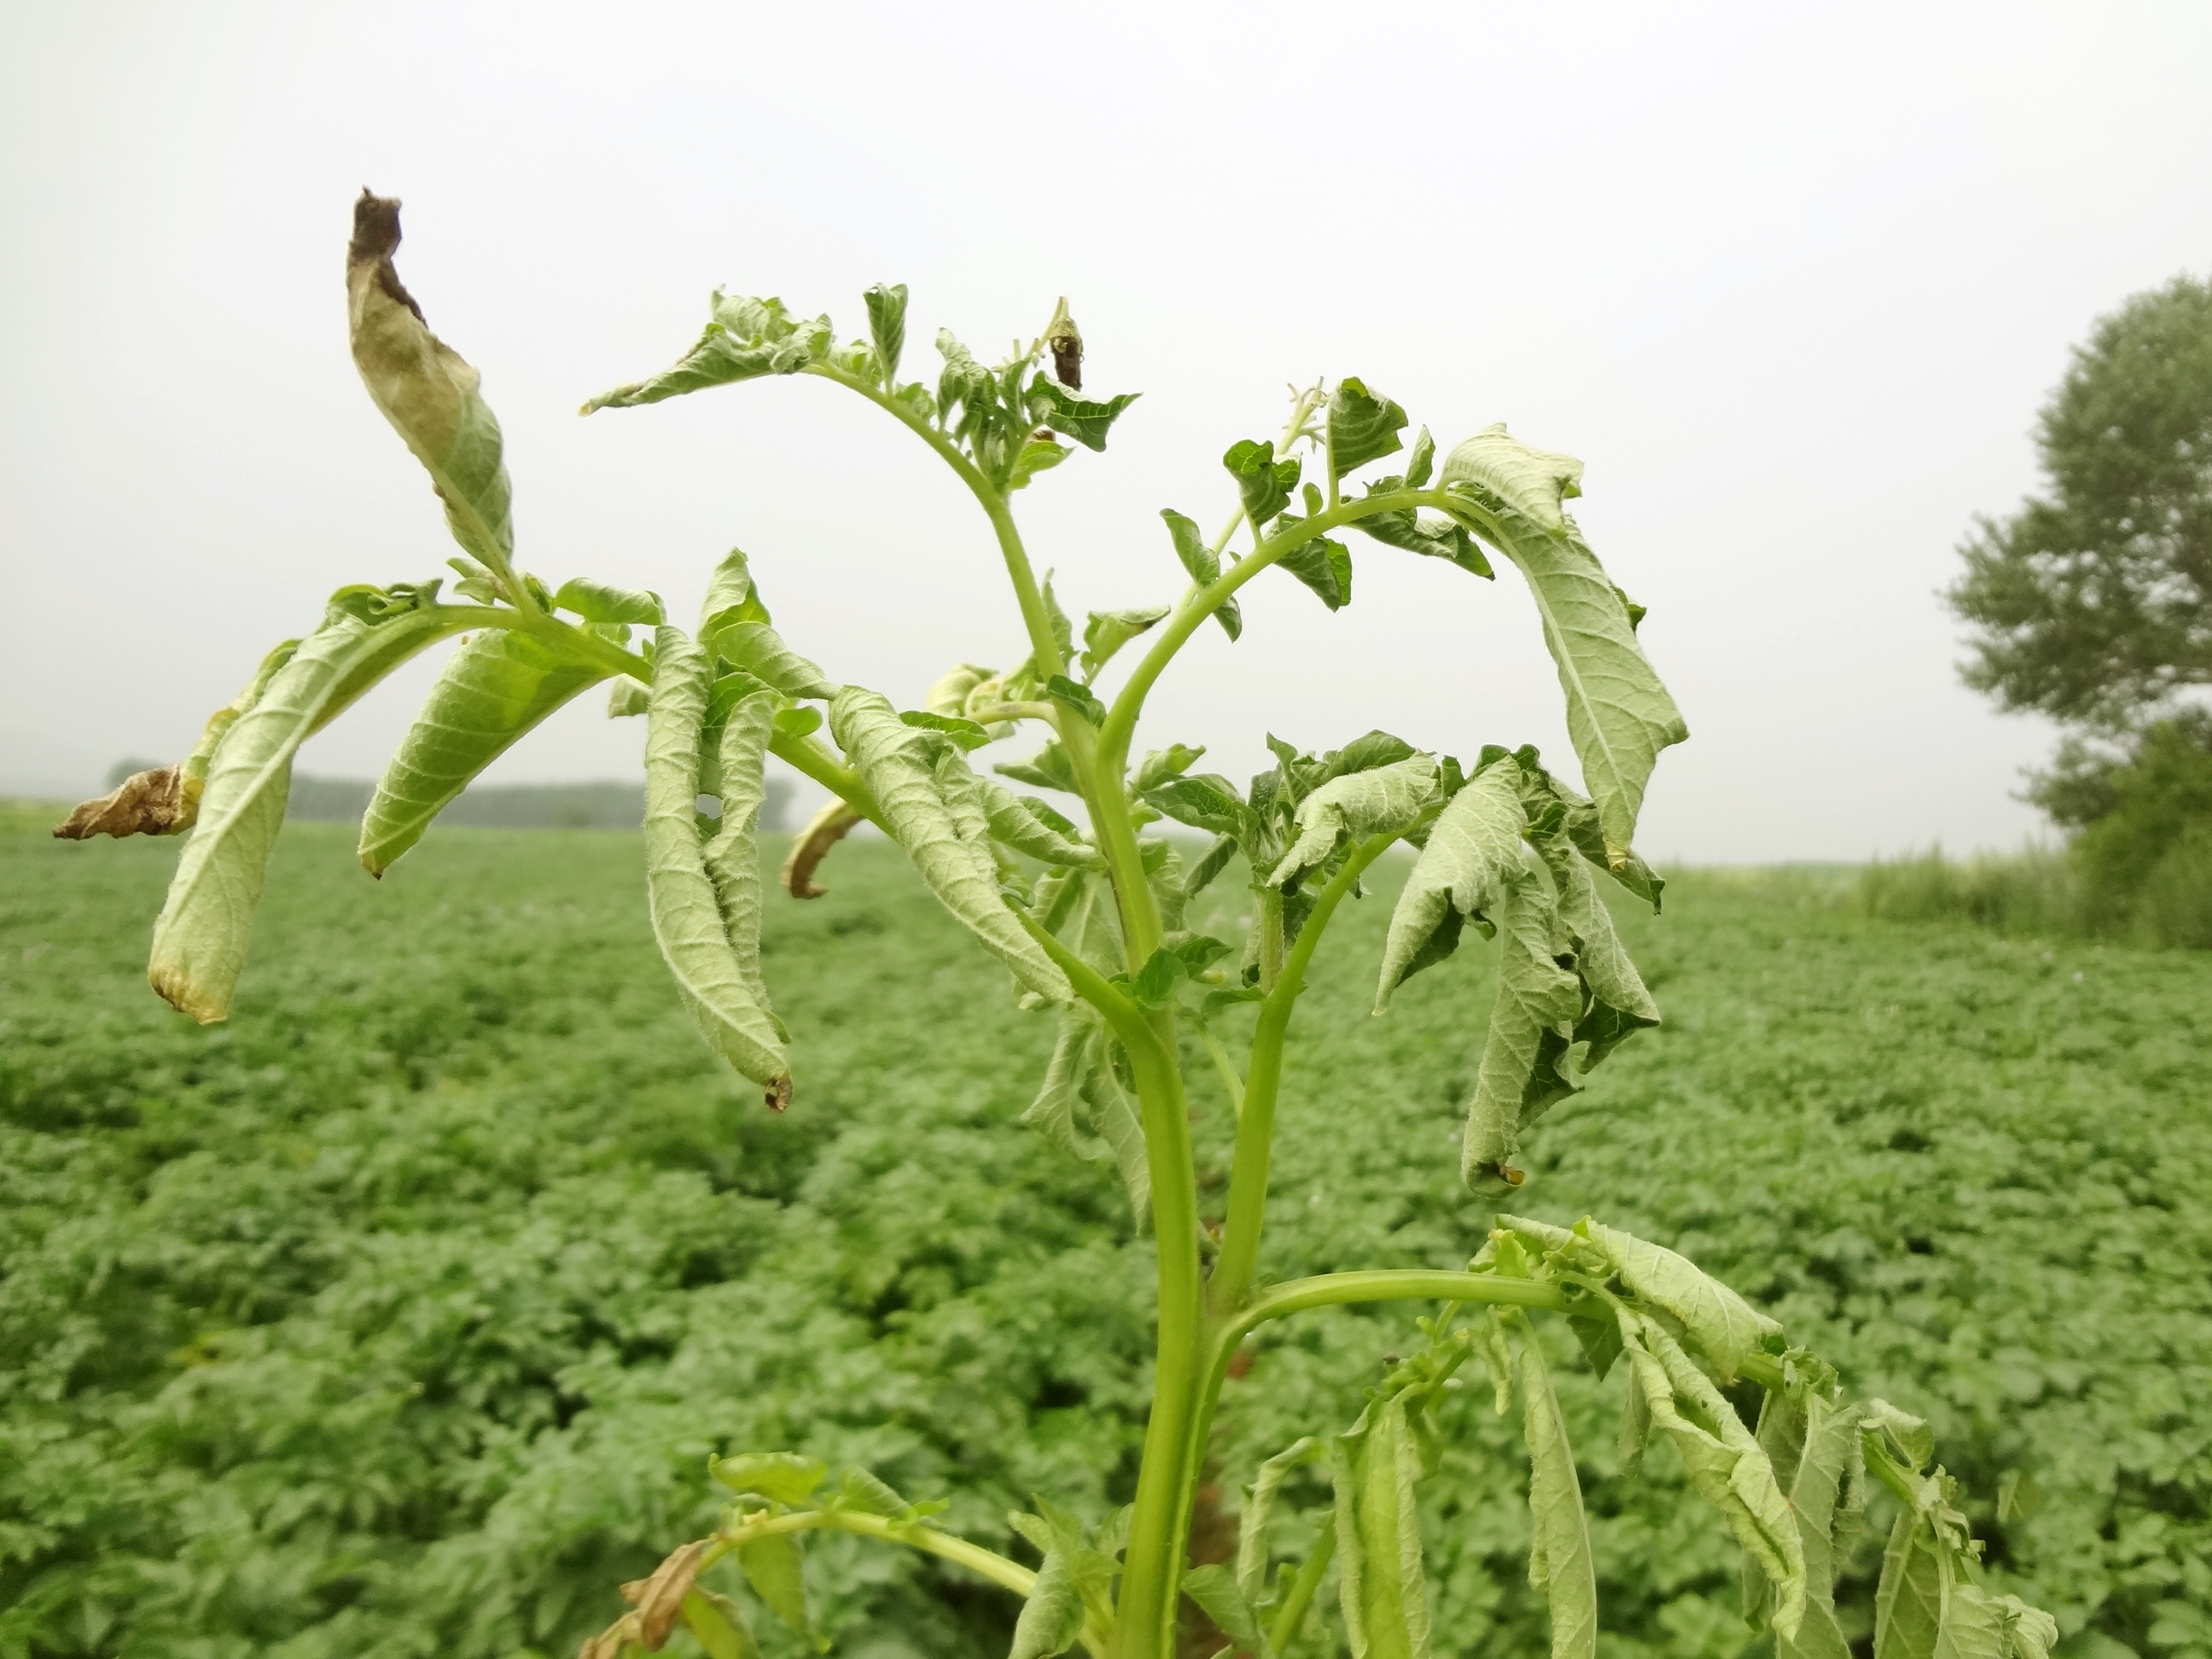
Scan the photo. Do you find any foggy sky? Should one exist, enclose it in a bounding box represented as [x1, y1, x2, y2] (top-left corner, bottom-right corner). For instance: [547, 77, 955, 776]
[4, 1, 2209, 862]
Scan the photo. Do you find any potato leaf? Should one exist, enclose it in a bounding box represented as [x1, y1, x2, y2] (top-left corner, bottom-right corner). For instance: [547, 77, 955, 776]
[1080, 606, 1170, 680]
[926, 661, 997, 718]
[1327, 378, 1409, 480]
[699, 547, 773, 637]
[346, 193, 515, 573]
[1331, 1392, 1430, 1659]
[359, 629, 608, 875]
[1225, 440, 1301, 529]
[554, 577, 663, 625]
[1616, 1312, 1805, 1639]
[1237, 1437, 1322, 1604]
[978, 778, 1105, 869]
[1441, 430, 1686, 848]
[1277, 534, 1353, 611]
[1460, 864, 1583, 1190]
[1267, 754, 1437, 889]
[862, 282, 906, 385]
[1375, 758, 1524, 1010]
[643, 627, 790, 1103]
[1518, 1324, 1598, 1659]
[701, 684, 782, 1022]
[1161, 508, 1243, 640]
[1031, 376, 1140, 452]
[735, 1533, 812, 1642]
[1183, 1564, 1267, 1657]
[584, 290, 831, 412]
[1008, 1544, 1086, 1659]
[1581, 1221, 1782, 1382]
[705, 620, 836, 701]
[148, 602, 475, 1022]
[830, 686, 1069, 1001]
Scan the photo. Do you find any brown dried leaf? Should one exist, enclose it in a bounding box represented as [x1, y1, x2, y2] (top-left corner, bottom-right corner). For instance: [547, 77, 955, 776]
[620, 1540, 708, 1650]
[781, 799, 863, 899]
[54, 767, 191, 841]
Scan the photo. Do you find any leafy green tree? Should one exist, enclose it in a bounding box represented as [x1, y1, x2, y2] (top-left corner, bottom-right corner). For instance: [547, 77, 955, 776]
[1947, 274, 2212, 731]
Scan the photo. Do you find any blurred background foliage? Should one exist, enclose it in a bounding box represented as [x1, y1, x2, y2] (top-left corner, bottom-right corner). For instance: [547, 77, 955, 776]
[4, 823, 2207, 1659]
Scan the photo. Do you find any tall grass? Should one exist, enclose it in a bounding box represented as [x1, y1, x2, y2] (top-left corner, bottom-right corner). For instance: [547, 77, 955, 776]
[1858, 838, 2212, 949]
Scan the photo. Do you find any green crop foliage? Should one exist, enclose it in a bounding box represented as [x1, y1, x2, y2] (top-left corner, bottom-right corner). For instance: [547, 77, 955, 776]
[44, 193, 2067, 1659]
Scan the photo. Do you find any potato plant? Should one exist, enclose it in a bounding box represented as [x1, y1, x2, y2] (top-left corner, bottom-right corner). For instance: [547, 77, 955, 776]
[62, 194, 2056, 1659]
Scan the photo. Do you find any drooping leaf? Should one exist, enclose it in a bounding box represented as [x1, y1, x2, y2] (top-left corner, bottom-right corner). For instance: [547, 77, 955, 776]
[1459, 863, 1583, 1190]
[346, 193, 515, 572]
[1527, 819, 1660, 1068]
[1518, 1325, 1598, 1659]
[699, 547, 773, 637]
[1328, 378, 1409, 480]
[554, 576, 664, 625]
[1225, 439, 1301, 528]
[1184, 1564, 1268, 1657]
[1009, 435, 1070, 491]
[736, 1533, 812, 1642]
[1008, 1545, 1087, 1659]
[781, 797, 863, 899]
[701, 684, 782, 1026]
[1277, 534, 1353, 610]
[1237, 1437, 1322, 1604]
[996, 740, 1081, 795]
[1331, 1392, 1430, 1659]
[147, 603, 475, 1022]
[1185, 832, 1240, 899]
[1580, 1221, 1782, 1382]
[1267, 754, 1437, 889]
[978, 777, 1105, 868]
[862, 282, 906, 384]
[1765, 1394, 1870, 1659]
[1405, 427, 1435, 488]
[1162, 508, 1243, 640]
[1617, 1311, 1805, 1640]
[683, 1591, 762, 1659]
[643, 627, 791, 1103]
[358, 629, 608, 874]
[1316, 730, 1418, 783]
[830, 686, 1069, 1001]
[1031, 375, 1140, 452]
[1080, 606, 1170, 680]
[704, 620, 836, 701]
[1441, 429, 1686, 847]
[1352, 488, 1493, 578]
[608, 677, 652, 717]
[1375, 758, 1525, 1009]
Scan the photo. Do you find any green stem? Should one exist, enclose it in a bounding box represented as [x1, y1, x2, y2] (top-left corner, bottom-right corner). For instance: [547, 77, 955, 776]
[803, 360, 1065, 680]
[1208, 834, 1394, 1317]
[1095, 488, 1447, 777]
[766, 729, 888, 833]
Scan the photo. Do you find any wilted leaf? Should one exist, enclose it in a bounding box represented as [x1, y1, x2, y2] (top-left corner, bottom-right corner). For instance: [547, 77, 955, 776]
[863, 282, 907, 384]
[1161, 508, 1242, 640]
[643, 627, 790, 1102]
[1184, 1564, 1267, 1656]
[782, 797, 863, 899]
[702, 683, 781, 1025]
[346, 193, 515, 573]
[1080, 606, 1170, 679]
[830, 686, 1069, 1001]
[1331, 1392, 1430, 1659]
[1031, 376, 1140, 452]
[1518, 1326, 1598, 1659]
[1375, 759, 1523, 1009]
[736, 1532, 812, 1642]
[1237, 1436, 1322, 1605]
[554, 577, 663, 625]
[1580, 1220, 1782, 1382]
[620, 1540, 707, 1650]
[1277, 534, 1353, 611]
[1441, 429, 1685, 848]
[358, 629, 606, 875]
[55, 767, 189, 841]
[1267, 754, 1437, 889]
[1226, 440, 1301, 528]
[1459, 864, 1582, 1190]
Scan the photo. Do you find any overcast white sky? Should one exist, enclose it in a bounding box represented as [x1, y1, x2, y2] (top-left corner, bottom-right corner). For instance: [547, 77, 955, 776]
[4, 2, 2209, 861]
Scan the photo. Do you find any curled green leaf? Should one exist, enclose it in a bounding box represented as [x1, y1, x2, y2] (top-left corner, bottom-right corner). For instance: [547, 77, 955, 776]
[830, 686, 1069, 1002]
[1327, 378, 1409, 480]
[1375, 758, 1522, 1010]
[1267, 754, 1438, 890]
[1517, 1322, 1598, 1659]
[643, 627, 791, 1105]
[359, 629, 608, 876]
